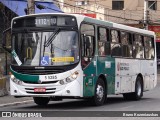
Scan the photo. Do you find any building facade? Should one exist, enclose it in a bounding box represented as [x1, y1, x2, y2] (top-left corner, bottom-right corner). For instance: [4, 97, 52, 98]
[55, 0, 160, 55]
[0, 3, 15, 77]
[56, 0, 160, 24]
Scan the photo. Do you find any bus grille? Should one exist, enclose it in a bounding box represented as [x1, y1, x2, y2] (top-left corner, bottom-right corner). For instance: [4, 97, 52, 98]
[23, 80, 58, 84]
[26, 92, 55, 94]
[15, 69, 64, 75]
[25, 88, 56, 94]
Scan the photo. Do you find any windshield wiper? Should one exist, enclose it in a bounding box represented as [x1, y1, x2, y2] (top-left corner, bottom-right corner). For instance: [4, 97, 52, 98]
[43, 35, 46, 57]
[44, 28, 60, 47]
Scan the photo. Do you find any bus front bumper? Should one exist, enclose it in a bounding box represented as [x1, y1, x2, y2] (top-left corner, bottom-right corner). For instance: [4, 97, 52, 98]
[10, 79, 82, 97]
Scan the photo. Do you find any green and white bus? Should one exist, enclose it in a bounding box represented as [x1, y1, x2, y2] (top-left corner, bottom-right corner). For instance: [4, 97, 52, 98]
[7, 13, 157, 106]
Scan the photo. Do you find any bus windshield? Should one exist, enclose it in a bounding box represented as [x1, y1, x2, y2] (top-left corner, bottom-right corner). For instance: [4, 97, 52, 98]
[12, 30, 79, 66]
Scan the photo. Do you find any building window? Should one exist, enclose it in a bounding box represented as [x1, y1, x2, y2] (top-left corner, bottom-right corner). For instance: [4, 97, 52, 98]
[76, 1, 88, 6]
[112, 1, 124, 10]
[148, 1, 157, 10]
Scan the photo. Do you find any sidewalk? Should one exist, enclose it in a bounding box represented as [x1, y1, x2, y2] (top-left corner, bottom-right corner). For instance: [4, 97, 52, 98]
[0, 76, 9, 97]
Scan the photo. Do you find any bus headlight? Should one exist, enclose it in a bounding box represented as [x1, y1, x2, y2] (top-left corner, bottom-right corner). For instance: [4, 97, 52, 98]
[59, 71, 79, 85]
[66, 77, 71, 83]
[11, 75, 22, 85]
[70, 71, 79, 80]
[59, 80, 65, 85]
[10, 74, 15, 81]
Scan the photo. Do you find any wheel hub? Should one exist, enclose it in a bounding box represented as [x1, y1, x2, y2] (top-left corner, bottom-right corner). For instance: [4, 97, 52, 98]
[96, 84, 104, 101]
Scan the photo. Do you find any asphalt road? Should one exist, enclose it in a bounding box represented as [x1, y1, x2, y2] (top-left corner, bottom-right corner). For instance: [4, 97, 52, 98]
[1, 75, 160, 120]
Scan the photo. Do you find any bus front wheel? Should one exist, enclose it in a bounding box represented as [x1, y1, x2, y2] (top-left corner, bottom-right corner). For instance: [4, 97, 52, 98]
[123, 76, 143, 100]
[33, 97, 50, 106]
[91, 78, 106, 106]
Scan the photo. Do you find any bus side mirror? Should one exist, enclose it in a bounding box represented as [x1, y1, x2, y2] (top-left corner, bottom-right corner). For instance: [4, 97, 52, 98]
[2, 28, 11, 53]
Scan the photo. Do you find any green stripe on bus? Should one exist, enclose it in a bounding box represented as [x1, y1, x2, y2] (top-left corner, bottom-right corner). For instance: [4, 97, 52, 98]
[10, 68, 39, 82]
[84, 17, 113, 27]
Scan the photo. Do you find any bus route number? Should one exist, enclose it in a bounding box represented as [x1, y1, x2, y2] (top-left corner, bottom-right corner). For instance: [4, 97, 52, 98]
[35, 18, 57, 26]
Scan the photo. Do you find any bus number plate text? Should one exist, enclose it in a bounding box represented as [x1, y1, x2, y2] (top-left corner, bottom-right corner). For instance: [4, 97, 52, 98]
[34, 88, 46, 92]
[45, 75, 57, 80]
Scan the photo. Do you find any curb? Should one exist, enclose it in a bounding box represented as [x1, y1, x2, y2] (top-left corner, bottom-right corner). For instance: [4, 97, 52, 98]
[0, 100, 33, 108]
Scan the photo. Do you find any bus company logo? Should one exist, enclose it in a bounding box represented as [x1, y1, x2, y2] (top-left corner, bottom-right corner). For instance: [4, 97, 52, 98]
[117, 62, 120, 71]
[38, 80, 42, 84]
[2, 112, 11, 117]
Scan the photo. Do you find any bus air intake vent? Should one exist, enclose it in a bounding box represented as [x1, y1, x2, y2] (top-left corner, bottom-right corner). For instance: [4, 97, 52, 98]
[15, 69, 64, 75]
[23, 81, 58, 84]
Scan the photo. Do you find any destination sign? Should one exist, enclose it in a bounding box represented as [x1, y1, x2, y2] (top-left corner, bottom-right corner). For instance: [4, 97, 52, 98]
[12, 15, 77, 28]
[35, 17, 57, 26]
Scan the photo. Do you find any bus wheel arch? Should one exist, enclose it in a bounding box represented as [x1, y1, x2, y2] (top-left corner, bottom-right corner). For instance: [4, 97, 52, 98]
[98, 74, 108, 92]
[98, 74, 108, 103]
[123, 74, 143, 100]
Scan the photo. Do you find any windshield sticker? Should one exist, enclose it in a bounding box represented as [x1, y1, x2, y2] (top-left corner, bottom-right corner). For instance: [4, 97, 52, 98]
[41, 56, 49, 66]
[11, 50, 22, 66]
[52, 57, 74, 62]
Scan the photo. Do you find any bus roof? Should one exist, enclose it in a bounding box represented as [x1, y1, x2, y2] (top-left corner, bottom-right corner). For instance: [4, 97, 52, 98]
[12, 13, 155, 36]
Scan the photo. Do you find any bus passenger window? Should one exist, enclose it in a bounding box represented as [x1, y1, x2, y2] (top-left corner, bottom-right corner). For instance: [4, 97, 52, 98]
[144, 36, 154, 59]
[111, 30, 119, 43]
[133, 34, 144, 59]
[98, 27, 110, 56]
[121, 31, 132, 58]
[111, 30, 122, 57]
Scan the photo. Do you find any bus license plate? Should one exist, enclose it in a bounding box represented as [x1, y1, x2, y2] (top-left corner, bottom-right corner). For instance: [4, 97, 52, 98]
[34, 88, 46, 92]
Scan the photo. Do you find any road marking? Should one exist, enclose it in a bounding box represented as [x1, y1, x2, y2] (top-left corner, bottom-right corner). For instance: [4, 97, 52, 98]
[0, 100, 33, 107]
[120, 105, 134, 109]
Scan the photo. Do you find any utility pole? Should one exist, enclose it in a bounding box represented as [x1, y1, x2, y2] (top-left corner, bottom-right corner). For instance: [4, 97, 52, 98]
[144, 0, 148, 30]
[27, 0, 35, 14]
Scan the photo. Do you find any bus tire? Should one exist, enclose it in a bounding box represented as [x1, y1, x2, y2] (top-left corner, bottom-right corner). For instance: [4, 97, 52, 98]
[123, 76, 143, 100]
[33, 97, 50, 106]
[91, 78, 106, 106]
[133, 76, 143, 100]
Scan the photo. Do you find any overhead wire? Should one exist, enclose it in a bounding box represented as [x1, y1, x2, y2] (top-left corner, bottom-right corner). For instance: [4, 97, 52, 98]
[35, 0, 160, 23]
[52, 0, 141, 22]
